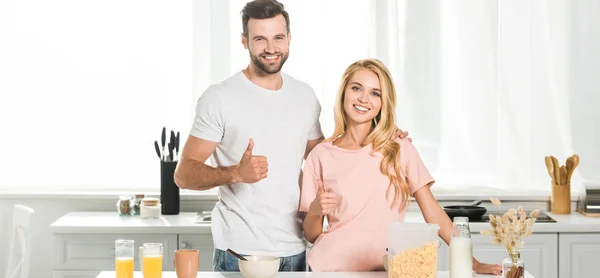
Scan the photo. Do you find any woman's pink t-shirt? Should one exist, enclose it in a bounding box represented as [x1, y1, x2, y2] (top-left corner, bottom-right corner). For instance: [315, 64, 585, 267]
[299, 137, 435, 271]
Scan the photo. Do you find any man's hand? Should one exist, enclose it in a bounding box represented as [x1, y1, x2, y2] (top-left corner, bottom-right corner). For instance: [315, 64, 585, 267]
[308, 180, 338, 216]
[393, 127, 412, 142]
[235, 138, 268, 183]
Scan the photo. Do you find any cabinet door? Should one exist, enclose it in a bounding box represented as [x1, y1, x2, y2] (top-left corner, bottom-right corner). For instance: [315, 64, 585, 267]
[53, 270, 101, 278]
[178, 234, 214, 271]
[470, 233, 557, 278]
[558, 233, 600, 278]
[54, 234, 178, 271]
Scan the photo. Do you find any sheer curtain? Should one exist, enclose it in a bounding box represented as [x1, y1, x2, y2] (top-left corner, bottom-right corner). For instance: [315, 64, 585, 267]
[214, 0, 598, 194]
[2, 0, 597, 193]
[376, 0, 595, 193]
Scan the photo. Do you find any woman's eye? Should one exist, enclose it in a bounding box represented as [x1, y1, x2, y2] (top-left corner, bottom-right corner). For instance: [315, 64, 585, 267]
[352, 86, 361, 91]
[372, 92, 381, 97]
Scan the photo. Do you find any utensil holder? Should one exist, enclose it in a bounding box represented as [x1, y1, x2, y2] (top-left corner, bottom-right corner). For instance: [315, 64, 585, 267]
[161, 161, 180, 215]
[551, 183, 571, 214]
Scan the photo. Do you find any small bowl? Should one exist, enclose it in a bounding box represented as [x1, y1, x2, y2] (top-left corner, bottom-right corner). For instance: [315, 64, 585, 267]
[238, 255, 280, 278]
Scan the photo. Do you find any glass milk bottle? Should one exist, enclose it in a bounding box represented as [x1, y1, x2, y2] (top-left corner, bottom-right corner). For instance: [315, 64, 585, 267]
[450, 217, 473, 278]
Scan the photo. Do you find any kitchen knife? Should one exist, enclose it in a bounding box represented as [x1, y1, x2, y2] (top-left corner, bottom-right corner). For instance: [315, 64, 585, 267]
[168, 142, 174, 162]
[161, 126, 166, 160]
[175, 131, 180, 157]
[154, 141, 162, 160]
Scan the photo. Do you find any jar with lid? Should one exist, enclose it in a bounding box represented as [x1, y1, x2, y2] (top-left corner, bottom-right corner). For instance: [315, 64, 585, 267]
[116, 195, 133, 216]
[132, 194, 145, 215]
[140, 197, 161, 219]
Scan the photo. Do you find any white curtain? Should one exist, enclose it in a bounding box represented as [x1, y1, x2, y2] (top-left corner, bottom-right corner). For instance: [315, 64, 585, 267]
[216, 0, 599, 194]
[1, 0, 597, 193]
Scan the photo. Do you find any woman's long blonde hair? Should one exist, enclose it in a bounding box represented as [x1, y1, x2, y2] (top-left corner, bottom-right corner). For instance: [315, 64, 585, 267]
[326, 58, 409, 211]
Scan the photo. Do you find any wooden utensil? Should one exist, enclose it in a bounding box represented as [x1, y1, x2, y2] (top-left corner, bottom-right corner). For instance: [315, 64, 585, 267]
[550, 156, 560, 185]
[567, 154, 580, 182]
[545, 156, 556, 185]
[560, 166, 567, 185]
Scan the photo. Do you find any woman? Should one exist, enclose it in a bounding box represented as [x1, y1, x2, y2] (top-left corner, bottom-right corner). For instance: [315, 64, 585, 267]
[299, 58, 502, 274]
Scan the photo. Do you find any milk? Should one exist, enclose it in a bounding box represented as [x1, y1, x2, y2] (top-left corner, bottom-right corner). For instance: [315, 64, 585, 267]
[449, 237, 473, 278]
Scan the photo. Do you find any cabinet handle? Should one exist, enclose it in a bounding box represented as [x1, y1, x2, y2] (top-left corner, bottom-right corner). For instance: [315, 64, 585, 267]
[180, 242, 190, 249]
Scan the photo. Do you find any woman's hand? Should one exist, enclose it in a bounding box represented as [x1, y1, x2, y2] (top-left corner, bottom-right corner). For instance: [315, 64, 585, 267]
[308, 179, 338, 216]
[474, 260, 503, 276]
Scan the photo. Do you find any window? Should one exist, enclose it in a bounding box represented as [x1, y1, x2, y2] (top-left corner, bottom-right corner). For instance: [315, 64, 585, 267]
[0, 0, 194, 191]
[2, 0, 598, 193]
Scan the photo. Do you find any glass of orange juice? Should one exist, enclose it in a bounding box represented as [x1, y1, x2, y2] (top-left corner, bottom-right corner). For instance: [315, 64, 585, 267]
[142, 243, 163, 278]
[115, 239, 134, 278]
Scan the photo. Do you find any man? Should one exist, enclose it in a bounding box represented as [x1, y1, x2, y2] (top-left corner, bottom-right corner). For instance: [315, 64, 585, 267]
[174, 0, 408, 272]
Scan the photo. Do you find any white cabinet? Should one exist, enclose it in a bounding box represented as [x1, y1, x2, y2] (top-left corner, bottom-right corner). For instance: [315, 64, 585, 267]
[471, 234, 557, 278]
[53, 233, 178, 277]
[178, 234, 214, 271]
[558, 233, 600, 278]
[52, 270, 100, 278]
[436, 234, 557, 278]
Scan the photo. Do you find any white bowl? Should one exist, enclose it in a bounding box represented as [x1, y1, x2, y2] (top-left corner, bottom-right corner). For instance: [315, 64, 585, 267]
[238, 255, 280, 278]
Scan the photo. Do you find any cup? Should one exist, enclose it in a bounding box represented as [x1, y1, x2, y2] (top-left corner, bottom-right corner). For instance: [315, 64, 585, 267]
[139, 243, 163, 278]
[174, 249, 199, 278]
[115, 239, 134, 278]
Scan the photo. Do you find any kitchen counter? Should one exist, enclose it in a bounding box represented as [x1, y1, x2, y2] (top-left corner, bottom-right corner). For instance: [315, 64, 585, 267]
[96, 271, 534, 278]
[50, 210, 600, 234]
[50, 212, 211, 234]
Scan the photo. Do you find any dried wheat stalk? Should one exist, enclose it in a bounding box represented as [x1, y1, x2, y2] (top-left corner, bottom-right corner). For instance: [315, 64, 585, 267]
[480, 198, 539, 269]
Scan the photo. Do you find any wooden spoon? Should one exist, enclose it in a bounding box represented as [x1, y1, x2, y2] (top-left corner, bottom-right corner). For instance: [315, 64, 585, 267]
[560, 166, 567, 185]
[550, 156, 561, 185]
[566, 156, 574, 183]
[545, 156, 555, 185]
[567, 154, 580, 182]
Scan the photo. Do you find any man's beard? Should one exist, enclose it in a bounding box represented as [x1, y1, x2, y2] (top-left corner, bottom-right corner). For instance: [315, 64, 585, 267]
[250, 51, 289, 74]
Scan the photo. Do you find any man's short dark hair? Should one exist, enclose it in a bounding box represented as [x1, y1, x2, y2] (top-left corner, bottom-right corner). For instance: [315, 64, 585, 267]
[241, 0, 290, 38]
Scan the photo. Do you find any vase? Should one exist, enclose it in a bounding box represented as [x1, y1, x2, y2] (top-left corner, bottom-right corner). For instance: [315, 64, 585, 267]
[502, 250, 525, 278]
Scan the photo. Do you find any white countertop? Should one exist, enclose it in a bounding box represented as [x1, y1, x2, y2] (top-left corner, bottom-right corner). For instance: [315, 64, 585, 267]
[50, 210, 600, 234]
[96, 271, 534, 278]
[50, 212, 211, 234]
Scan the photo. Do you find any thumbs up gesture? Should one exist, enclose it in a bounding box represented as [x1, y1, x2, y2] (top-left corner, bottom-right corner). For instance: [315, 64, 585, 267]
[236, 138, 269, 183]
[308, 179, 338, 216]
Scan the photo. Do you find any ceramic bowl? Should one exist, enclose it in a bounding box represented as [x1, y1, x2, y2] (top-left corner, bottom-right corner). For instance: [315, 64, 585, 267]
[238, 255, 280, 278]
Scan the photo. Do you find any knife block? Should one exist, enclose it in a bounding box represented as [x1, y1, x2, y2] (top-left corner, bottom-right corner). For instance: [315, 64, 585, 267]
[551, 183, 571, 214]
[160, 161, 180, 215]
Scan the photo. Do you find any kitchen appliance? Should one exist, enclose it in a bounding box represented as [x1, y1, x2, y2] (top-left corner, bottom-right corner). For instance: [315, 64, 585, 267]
[577, 188, 600, 215]
[443, 200, 487, 222]
[468, 210, 556, 223]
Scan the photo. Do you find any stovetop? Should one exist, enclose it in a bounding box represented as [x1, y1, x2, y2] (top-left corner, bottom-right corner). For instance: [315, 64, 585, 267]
[469, 211, 556, 223]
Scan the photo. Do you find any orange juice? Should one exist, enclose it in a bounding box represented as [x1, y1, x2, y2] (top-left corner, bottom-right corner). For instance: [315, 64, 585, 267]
[115, 257, 134, 278]
[143, 255, 163, 278]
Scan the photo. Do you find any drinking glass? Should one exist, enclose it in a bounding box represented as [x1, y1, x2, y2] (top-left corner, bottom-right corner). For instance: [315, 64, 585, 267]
[115, 239, 134, 278]
[142, 243, 163, 278]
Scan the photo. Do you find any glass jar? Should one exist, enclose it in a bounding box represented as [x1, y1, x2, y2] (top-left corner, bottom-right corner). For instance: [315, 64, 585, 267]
[503, 250, 525, 278]
[117, 195, 133, 216]
[132, 194, 145, 215]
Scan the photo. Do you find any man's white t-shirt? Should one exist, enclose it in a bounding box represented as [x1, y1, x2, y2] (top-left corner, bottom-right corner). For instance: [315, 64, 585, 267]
[190, 71, 323, 257]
